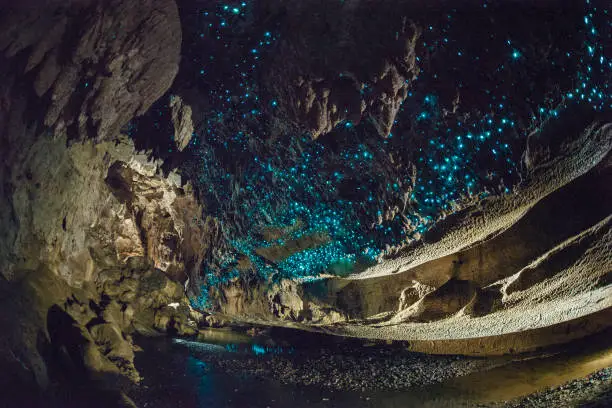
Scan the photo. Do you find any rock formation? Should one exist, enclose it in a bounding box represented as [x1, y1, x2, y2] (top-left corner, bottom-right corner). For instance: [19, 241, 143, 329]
[0, 0, 610, 404]
[207, 123, 612, 354]
[0, 0, 204, 398]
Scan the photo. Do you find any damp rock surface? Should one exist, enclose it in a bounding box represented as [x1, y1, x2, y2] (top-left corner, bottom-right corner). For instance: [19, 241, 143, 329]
[0, 0, 610, 405]
[0, 0, 181, 142]
[0, 0, 198, 398]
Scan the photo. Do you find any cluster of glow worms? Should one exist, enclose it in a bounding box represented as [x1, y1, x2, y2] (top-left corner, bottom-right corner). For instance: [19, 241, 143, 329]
[131, 1, 610, 307]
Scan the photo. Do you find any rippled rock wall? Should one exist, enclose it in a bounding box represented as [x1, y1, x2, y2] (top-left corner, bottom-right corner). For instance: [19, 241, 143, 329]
[125, 0, 611, 302]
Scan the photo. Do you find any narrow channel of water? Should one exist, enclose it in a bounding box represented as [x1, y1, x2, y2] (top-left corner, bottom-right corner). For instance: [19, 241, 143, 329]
[431, 336, 612, 403]
[132, 328, 612, 407]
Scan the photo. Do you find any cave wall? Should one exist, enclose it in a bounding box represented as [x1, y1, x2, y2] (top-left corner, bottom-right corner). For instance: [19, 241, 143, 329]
[0, 0, 610, 396]
[206, 124, 612, 327]
[0, 0, 211, 395]
[127, 0, 611, 307]
[145, 0, 611, 327]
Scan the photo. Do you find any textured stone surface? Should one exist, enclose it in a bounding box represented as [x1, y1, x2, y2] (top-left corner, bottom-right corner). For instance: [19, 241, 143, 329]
[169, 95, 194, 151]
[0, 1, 610, 404]
[0, 0, 199, 397]
[0, 133, 208, 393]
[0, 0, 180, 142]
[203, 124, 612, 354]
[263, 1, 420, 139]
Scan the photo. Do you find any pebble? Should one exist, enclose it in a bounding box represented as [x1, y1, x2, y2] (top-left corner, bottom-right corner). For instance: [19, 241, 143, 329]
[203, 344, 504, 392]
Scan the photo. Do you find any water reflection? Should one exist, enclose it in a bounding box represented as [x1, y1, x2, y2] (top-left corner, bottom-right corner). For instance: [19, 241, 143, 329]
[196, 328, 254, 345]
[174, 338, 227, 353]
[135, 329, 612, 408]
[243, 343, 294, 355]
[174, 336, 295, 356]
[437, 343, 612, 403]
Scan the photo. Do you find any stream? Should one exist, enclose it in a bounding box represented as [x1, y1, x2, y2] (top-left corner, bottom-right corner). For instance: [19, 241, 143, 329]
[131, 327, 612, 408]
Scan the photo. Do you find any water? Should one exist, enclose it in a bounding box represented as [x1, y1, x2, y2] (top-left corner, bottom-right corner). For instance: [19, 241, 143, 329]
[131, 328, 612, 408]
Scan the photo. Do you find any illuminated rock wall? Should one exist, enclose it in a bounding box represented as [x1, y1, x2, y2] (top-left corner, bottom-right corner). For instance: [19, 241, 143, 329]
[127, 0, 611, 307]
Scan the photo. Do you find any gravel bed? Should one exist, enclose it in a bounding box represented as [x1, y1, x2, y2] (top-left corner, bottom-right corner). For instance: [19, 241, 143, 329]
[131, 336, 611, 408]
[201, 345, 506, 392]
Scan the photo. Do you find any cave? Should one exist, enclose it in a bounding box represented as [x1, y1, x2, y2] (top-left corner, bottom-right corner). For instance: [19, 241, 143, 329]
[0, 0, 611, 407]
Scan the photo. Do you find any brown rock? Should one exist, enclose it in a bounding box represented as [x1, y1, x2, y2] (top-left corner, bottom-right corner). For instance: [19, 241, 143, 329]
[170, 95, 194, 151]
[0, 0, 182, 142]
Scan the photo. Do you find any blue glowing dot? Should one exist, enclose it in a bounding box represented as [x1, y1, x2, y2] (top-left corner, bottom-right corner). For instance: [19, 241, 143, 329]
[180, 0, 611, 307]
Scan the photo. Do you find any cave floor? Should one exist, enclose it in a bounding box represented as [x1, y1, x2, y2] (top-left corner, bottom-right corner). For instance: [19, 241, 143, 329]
[129, 328, 612, 408]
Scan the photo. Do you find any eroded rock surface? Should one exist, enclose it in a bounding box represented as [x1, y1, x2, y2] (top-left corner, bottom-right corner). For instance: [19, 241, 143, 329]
[0, 0, 610, 404]
[0, 133, 209, 392]
[204, 123, 612, 355]
[0, 0, 181, 142]
[263, 3, 420, 139]
[0, 0, 198, 397]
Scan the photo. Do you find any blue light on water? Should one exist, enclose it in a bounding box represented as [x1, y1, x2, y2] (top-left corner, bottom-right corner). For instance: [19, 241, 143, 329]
[252, 345, 266, 355]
